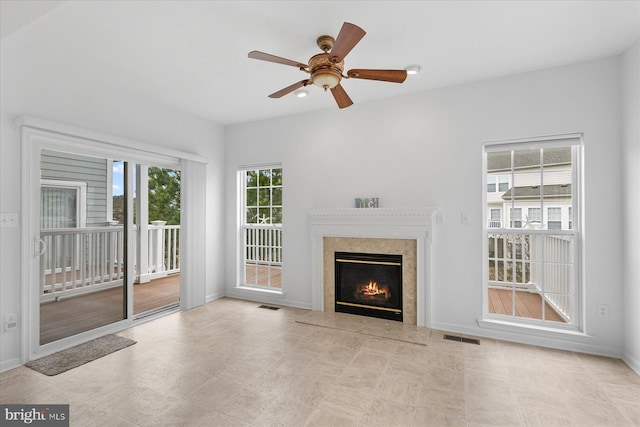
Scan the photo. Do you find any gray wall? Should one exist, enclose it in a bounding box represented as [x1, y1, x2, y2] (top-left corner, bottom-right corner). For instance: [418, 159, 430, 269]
[40, 149, 108, 226]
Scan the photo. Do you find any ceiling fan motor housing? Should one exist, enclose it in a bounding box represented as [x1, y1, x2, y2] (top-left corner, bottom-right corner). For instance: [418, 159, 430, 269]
[309, 53, 344, 89]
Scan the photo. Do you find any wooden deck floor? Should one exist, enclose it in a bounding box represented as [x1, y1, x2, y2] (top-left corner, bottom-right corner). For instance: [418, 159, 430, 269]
[40, 274, 180, 345]
[245, 263, 281, 288]
[488, 288, 565, 322]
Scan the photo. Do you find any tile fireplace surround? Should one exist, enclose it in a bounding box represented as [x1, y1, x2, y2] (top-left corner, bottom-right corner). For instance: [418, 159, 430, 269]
[309, 208, 437, 327]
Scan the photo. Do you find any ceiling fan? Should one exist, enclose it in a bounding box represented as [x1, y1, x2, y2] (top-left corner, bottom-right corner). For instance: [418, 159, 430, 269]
[248, 22, 408, 109]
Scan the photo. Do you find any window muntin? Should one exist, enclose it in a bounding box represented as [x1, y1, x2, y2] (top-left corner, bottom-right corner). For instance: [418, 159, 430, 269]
[240, 166, 282, 290]
[510, 208, 522, 229]
[485, 140, 580, 329]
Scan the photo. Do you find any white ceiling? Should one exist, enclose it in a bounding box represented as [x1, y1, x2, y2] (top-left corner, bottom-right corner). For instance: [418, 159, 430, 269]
[1, 1, 639, 126]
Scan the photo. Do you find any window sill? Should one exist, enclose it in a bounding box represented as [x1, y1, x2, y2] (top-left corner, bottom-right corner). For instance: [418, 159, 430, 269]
[478, 318, 593, 343]
[236, 285, 284, 296]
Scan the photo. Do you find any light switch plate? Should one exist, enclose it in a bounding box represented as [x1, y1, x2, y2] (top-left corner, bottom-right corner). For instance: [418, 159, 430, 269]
[0, 213, 19, 228]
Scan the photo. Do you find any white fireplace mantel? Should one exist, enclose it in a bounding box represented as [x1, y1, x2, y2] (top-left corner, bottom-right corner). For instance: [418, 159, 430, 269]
[308, 207, 438, 327]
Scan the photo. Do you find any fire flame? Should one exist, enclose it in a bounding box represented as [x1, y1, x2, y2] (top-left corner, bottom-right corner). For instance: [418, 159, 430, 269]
[361, 281, 390, 298]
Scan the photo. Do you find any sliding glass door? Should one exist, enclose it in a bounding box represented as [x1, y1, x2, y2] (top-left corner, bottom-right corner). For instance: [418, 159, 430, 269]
[38, 150, 128, 345]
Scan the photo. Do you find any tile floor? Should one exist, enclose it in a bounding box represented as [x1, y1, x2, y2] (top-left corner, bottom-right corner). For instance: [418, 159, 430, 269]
[1, 297, 638, 426]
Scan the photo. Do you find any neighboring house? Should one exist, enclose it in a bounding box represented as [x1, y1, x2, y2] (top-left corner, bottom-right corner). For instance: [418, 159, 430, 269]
[486, 147, 573, 230]
[40, 149, 110, 229]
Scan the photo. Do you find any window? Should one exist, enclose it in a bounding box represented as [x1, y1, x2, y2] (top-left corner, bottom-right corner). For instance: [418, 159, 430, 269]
[527, 207, 541, 226]
[487, 174, 510, 193]
[488, 208, 501, 228]
[240, 166, 282, 290]
[548, 207, 562, 230]
[40, 180, 87, 229]
[484, 135, 581, 330]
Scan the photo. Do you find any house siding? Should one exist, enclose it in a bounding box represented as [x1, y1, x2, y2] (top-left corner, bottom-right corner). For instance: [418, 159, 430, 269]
[40, 149, 108, 226]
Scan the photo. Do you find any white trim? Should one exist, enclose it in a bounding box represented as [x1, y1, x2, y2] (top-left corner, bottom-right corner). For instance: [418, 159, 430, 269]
[15, 115, 207, 164]
[482, 135, 584, 332]
[237, 164, 283, 292]
[484, 132, 583, 151]
[308, 207, 437, 328]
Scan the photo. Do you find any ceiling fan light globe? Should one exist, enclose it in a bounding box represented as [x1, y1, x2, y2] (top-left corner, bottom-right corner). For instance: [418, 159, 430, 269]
[311, 70, 341, 90]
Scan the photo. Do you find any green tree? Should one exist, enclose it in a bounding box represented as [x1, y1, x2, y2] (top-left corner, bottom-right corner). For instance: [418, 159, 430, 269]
[148, 167, 181, 225]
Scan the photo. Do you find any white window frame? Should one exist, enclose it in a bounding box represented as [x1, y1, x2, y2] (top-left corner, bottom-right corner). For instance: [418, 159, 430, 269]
[40, 179, 87, 229]
[482, 133, 584, 334]
[237, 163, 283, 293]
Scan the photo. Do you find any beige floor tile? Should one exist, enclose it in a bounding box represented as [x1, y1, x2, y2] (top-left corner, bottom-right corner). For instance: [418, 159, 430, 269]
[422, 365, 466, 394]
[254, 395, 315, 427]
[466, 395, 525, 426]
[613, 398, 640, 427]
[307, 401, 364, 427]
[2, 298, 639, 427]
[360, 398, 417, 426]
[465, 371, 514, 402]
[324, 382, 376, 410]
[566, 396, 634, 427]
[142, 398, 249, 427]
[374, 373, 423, 406]
[417, 386, 467, 419]
[413, 405, 467, 427]
[215, 386, 273, 425]
[66, 397, 139, 427]
[187, 375, 245, 409]
[425, 348, 466, 372]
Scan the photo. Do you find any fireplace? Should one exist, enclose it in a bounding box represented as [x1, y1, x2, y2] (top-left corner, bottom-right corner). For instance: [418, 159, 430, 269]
[309, 207, 436, 326]
[335, 251, 403, 322]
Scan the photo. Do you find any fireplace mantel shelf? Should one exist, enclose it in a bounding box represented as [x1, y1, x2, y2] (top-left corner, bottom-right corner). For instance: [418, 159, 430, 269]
[309, 207, 438, 225]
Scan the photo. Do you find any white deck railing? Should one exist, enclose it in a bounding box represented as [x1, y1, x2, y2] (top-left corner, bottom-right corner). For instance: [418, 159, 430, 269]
[244, 224, 282, 266]
[487, 230, 574, 322]
[40, 223, 180, 301]
[146, 223, 180, 277]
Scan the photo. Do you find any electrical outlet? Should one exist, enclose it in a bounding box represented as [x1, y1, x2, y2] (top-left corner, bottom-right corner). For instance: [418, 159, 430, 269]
[597, 304, 609, 318]
[4, 313, 18, 331]
[0, 213, 19, 228]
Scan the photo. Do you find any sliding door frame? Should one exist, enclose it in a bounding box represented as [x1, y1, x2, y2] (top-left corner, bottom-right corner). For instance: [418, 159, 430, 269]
[20, 116, 206, 363]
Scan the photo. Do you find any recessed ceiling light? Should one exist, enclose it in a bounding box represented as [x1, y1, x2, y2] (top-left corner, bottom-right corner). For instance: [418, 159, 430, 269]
[295, 89, 308, 98]
[405, 65, 421, 75]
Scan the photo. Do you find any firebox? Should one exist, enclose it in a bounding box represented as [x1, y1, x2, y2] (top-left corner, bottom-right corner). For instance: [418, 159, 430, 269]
[334, 252, 403, 322]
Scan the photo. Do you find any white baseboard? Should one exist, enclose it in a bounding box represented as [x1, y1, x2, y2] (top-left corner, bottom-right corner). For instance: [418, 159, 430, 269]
[622, 350, 640, 376]
[1, 357, 22, 373]
[206, 292, 225, 303]
[224, 288, 312, 310]
[432, 321, 623, 359]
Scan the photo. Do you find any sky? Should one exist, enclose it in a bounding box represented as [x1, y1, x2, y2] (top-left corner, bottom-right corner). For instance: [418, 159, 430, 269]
[112, 161, 136, 196]
[112, 162, 124, 196]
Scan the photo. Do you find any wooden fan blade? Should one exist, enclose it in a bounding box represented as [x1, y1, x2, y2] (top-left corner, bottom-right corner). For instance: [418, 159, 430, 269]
[347, 69, 408, 83]
[329, 22, 366, 62]
[268, 80, 310, 98]
[330, 84, 353, 109]
[248, 51, 307, 68]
